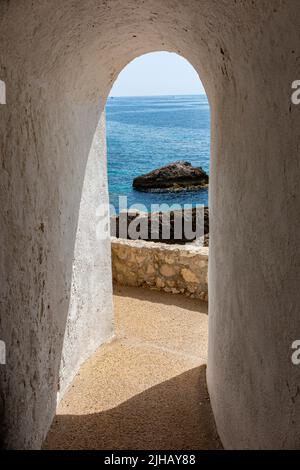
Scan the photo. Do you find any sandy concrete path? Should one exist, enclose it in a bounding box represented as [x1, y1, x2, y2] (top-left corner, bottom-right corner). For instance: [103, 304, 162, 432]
[44, 286, 222, 450]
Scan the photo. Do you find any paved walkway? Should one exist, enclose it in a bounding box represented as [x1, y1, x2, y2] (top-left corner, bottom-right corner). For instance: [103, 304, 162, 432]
[44, 286, 222, 450]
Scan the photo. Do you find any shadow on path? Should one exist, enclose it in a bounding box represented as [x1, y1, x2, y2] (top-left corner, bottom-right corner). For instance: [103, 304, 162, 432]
[113, 284, 208, 315]
[44, 365, 221, 450]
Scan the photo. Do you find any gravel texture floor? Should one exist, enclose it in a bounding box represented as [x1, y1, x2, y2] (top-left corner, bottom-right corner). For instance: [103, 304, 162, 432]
[44, 286, 221, 450]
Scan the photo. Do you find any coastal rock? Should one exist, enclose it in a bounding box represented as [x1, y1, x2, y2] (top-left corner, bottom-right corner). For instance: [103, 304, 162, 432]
[132, 161, 209, 192]
[111, 207, 209, 245]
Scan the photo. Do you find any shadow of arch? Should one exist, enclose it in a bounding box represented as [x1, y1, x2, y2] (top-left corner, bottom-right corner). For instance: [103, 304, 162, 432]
[113, 284, 208, 315]
[44, 365, 222, 450]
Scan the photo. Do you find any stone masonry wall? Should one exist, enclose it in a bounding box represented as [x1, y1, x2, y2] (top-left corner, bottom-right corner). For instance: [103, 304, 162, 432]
[111, 238, 208, 301]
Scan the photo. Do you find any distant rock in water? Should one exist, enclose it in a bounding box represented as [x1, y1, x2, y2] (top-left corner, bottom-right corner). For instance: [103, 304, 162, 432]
[132, 161, 209, 192]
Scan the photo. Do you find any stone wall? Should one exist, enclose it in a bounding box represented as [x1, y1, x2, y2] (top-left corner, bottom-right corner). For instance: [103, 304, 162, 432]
[111, 238, 208, 302]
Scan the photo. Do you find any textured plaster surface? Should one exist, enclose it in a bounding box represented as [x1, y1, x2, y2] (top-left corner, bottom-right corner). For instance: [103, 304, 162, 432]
[0, 0, 300, 449]
[44, 286, 221, 450]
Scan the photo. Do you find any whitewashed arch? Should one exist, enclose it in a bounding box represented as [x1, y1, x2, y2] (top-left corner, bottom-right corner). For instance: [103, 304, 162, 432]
[0, 0, 299, 449]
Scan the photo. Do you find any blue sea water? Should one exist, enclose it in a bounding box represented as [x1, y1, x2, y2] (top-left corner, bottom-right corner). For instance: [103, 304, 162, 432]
[106, 94, 210, 212]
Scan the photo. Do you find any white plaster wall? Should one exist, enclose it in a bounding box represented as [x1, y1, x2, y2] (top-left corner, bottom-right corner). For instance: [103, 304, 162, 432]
[1, 0, 300, 450]
[59, 112, 114, 399]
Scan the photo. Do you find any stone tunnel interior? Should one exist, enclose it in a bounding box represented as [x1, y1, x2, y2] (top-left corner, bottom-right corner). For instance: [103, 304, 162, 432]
[1, 0, 300, 450]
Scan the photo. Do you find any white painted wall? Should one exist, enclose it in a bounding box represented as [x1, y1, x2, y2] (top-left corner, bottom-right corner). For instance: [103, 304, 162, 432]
[59, 111, 114, 399]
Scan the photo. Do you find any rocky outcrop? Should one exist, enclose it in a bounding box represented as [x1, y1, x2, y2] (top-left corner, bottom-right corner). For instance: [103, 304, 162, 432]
[111, 207, 209, 245]
[132, 161, 209, 192]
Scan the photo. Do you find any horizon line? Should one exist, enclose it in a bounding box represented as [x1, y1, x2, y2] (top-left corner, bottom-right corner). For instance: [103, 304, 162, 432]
[108, 92, 207, 98]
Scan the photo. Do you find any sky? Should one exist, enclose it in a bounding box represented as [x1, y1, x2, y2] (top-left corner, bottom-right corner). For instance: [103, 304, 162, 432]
[109, 51, 205, 97]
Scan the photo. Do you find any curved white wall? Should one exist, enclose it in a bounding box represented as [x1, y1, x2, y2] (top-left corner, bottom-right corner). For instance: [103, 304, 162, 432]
[0, 0, 300, 449]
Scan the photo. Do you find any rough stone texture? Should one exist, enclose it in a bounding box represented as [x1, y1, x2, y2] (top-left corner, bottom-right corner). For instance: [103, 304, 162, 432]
[112, 238, 208, 301]
[1, 0, 300, 450]
[44, 286, 222, 450]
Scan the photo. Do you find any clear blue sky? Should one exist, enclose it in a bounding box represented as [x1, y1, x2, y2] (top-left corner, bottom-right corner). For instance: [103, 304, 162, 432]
[109, 52, 205, 97]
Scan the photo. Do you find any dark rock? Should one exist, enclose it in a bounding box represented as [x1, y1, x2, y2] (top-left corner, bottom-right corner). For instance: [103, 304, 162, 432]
[111, 207, 209, 245]
[132, 161, 209, 192]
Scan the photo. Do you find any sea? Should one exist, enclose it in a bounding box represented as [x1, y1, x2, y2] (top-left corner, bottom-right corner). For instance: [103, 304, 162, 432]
[106, 94, 210, 213]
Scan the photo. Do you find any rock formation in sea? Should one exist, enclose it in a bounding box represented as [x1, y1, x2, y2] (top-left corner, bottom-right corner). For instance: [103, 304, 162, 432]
[132, 161, 209, 192]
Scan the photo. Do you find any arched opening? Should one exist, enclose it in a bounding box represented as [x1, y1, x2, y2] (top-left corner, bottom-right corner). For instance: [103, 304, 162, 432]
[107, 51, 210, 211]
[56, 46, 215, 399]
[2, 1, 296, 451]
[44, 51, 220, 449]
